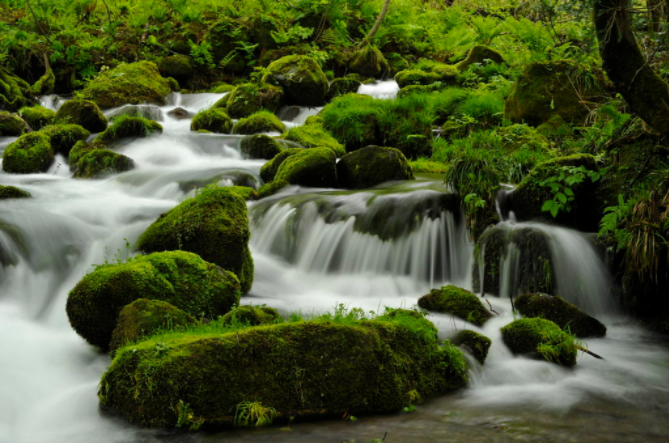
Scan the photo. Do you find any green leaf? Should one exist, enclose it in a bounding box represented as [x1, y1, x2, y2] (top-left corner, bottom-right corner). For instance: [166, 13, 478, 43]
[556, 192, 567, 204]
[564, 187, 574, 196]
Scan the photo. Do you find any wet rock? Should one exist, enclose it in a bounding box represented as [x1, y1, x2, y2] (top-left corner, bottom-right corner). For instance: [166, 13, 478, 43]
[451, 330, 492, 365]
[2, 132, 54, 174]
[240, 134, 283, 160]
[257, 179, 290, 199]
[43, 124, 90, 155]
[337, 146, 414, 189]
[0, 111, 29, 136]
[418, 285, 492, 326]
[190, 108, 232, 134]
[226, 83, 284, 119]
[233, 111, 285, 135]
[501, 317, 578, 366]
[96, 115, 162, 144]
[73, 149, 135, 178]
[260, 148, 302, 182]
[18, 106, 55, 130]
[167, 107, 192, 120]
[0, 185, 31, 199]
[264, 55, 329, 106]
[274, 147, 338, 188]
[54, 99, 108, 133]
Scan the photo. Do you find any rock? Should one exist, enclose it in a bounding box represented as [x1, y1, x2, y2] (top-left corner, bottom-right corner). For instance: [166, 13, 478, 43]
[81, 61, 171, 109]
[240, 134, 283, 160]
[109, 299, 198, 353]
[514, 293, 607, 338]
[220, 305, 281, 326]
[260, 148, 302, 182]
[31, 68, 55, 95]
[226, 83, 284, 119]
[275, 147, 338, 188]
[158, 55, 195, 85]
[54, 99, 108, 133]
[97, 116, 163, 144]
[210, 84, 235, 94]
[0, 67, 34, 111]
[228, 186, 259, 201]
[337, 146, 414, 189]
[451, 330, 492, 365]
[320, 94, 380, 152]
[18, 106, 55, 130]
[264, 55, 329, 106]
[190, 108, 232, 134]
[394, 70, 442, 88]
[212, 93, 231, 110]
[99, 309, 468, 428]
[326, 78, 362, 102]
[66, 251, 240, 350]
[348, 44, 389, 78]
[0, 111, 29, 136]
[536, 115, 573, 139]
[456, 45, 505, 72]
[68, 141, 95, 170]
[73, 149, 135, 178]
[500, 318, 578, 366]
[232, 111, 285, 135]
[0, 185, 31, 199]
[257, 179, 290, 198]
[283, 124, 345, 157]
[136, 186, 254, 293]
[167, 107, 192, 120]
[418, 285, 492, 326]
[43, 124, 90, 156]
[2, 132, 54, 173]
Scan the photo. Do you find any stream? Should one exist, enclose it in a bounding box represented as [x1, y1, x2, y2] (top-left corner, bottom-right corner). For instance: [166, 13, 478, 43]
[1, 83, 669, 443]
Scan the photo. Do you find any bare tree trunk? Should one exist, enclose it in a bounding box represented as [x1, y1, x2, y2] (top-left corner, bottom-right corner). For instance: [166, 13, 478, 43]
[594, 0, 669, 134]
[358, 0, 391, 48]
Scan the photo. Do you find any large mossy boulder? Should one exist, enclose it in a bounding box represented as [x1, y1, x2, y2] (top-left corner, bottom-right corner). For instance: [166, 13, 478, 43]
[326, 78, 362, 102]
[80, 62, 171, 109]
[220, 305, 281, 327]
[514, 293, 606, 338]
[232, 111, 285, 135]
[257, 179, 290, 198]
[418, 285, 492, 327]
[43, 124, 90, 156]
[68, 140, 95, 170]
[456, 45, 504, 72]
[2, 132, 53, 173]
[67, 251, 240, 349]
[226, 83, 284, 119]
[135, 186, 254, 293]
[18, 106, 55, 130]
[500, 318, 578, 367]
[240, 134, 283, 160]
[158, 55, 195, 85]
[97, 116, 163, 144]
[348, 44, 389, 78]
[259, 148, 302, 182]
[0, 185, 31, 199]
[0, 111, 29, 136]
[190, 108, 232, 134]
[264, 55, 329, 106]
[505, 60, 603, 126]
[451, 330, 492, 365]
[99, 309, 468, 428]
[0, 67, 34, 111]
[109, 299, 198, 353]
[73, 149, 135, 178]
[283, 124, 345, 157]
[337, 146, 414, 189]
[275, 147, 338, 188]
[54, 99, 108, 133]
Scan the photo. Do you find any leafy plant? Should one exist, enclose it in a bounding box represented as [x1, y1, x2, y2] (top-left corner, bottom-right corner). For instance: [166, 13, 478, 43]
[234, 401, 277, 427]
[540, 165, 603, 217]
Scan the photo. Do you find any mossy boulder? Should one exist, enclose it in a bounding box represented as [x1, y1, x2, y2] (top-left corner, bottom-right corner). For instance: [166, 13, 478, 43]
[73, 149, 135, 178]
[66, 251, 241, 350]
[99, 309, 468, 428]
[43, 124, 90, 155]
[505, 60, 603, 126]
[495, 124, 551, 153]
[418, 285, 492, 326]
[18, 106, 55, 130]
[136, 186, 254, 293]
[212, 94, 231, 110]
[54, 99, 108, 133]
[348, 44, 389, 78]
[109, 299, 198, 353]
[190, 109, 233, 134]
[275, 147, 338, 188]
[2, 132, 54, 173]
[220, 305, 281, 327]
[456, 45, 504, 72]
[232, 111, 285, 135]
[451, 330, 492, 365]
[158, 55, 195, 85]
[31, 68, 55, 95]
[264, 55, 329, 106]
[68, 140, 95, 170]
[536, 115, 573, 139]
[0, 67, 34, 111]
[283, 124, 345, 157]
[326, 78, 362, 102]
[514, 293, 607, 338]
[210, 84, 235, 94]
[81, 61, 171, 109]
[97, 116, 163, 143]
[0, 185, 31, 199]
[259, 148, 302, 182]
[337, 146, 414, 189]
[0, 111, 29, 136]
[257, 179, 290, 198]
[240, 134, 283, 160]
[500, 318, 578, 366]
[394, 70, 442, 89]
[226, 83, 284, 119]
[228, 186, 259, 201]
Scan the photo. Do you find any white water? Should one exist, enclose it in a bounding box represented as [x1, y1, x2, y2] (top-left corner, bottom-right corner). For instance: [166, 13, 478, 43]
[357, 80, 400, 100]
[1, 85, 668, 442]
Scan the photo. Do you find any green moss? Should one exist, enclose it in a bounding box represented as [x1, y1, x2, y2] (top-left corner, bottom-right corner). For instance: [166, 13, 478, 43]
[275, 147, 338, 188]
[81, 61, 171, 109]
[99, 309, 467, 428]
[73, 149, 135, 178]
[409, 159, 450, 174]
[0, 185, 31, 199]
[260, 149, 302, 182]
[451, 330, 492, 365]
[220, 305, 281, 327]
[18, 106, 55, 130]
[536, 115, 573, 139]
[212, 93, 231, 110]
[326, 78, 362, 102]
[348, 44, 389, 78]
[456, 45, 504, 72]
[226, 83, 284, 119]
[68, 140, 95, 170]
[54, 99, 108, 133]
[394, 70, 442, 88]
[418, 285, 492, 326]
[109, 299, 198, 353]
[232, 111, 285, 135]
[264, 55, 329, 106]
[43, 124, 90, 155]
[204, 18, 251, 74]
[240, 134, 283, 160]
[31, 68, 55, 95]
[158, 55, 194, 84]
[283, 124, 346, 157]
[97, 115, 163, 143]
[0, 111, 28, 136]
[2, 132, 54, 174]
[257, 179, 290, 198]
[337, 146, 414, 189]
[210, 84, 235, 94]
[136, 186, 253, 293]
[319, 94, 380, 152]
[0, 67, 34, 111]
[66, 250, 241, 350]
[190, 109, 232, 134]
[228, 186, 259, 201]
[500, 318, 578, 366]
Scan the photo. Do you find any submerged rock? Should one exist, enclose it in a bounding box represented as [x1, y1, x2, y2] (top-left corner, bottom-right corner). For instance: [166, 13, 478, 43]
[167, 107, 192, 120]
[54, 99, 108, 133]
[240, 134, 283, 160]
[501, 318, 578, 366]
[451, 330, 492, 365]
[73, 149, 135, 178]
[337, 146, 414, 189]
[97, 116, 162, 144]
[418, 285, 492, 326]
[257, 179, 290, 198]
[2, 132, 54, 174]
[274, 147, 338, 188]
[0, 185, 31, 199]
[264, 55, 329, 106]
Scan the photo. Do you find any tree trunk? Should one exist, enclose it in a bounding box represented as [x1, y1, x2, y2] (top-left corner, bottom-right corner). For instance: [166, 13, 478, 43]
[359, 0, 391, 48]
[594, 0, 669, 134]
[648, 0, 663, 33]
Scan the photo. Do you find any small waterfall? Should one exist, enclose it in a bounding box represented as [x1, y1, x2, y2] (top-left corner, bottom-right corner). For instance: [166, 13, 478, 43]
[498, 242, 520, 306]
[104, 104, 165, 122]
[357, 80, 400, 100]
[38, 95, 67, 111]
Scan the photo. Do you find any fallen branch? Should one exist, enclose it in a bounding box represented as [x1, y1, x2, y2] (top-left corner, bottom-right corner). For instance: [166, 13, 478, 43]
[577, 345, 605, 360]
[484, 298, 499, 316]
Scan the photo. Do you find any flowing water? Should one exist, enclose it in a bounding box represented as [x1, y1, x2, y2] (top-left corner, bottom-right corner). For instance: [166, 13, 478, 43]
[1, 83, 669, 442]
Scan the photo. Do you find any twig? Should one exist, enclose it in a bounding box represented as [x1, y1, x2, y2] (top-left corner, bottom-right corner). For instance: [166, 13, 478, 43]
[25, 0, 52, 45]
[100, 0, 113, 33]
[577, 345, 605, 360]
[484, 298, 499, 315]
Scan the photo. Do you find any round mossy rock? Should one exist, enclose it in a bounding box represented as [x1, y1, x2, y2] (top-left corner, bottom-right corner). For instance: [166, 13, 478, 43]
[0, 111, 29, 136]
[54, 99, 108, 133]
[0, 185, 31, 199]
[283, 124, 345, 157]
[31, 68, 55, 95]
[456, 45, 504, 72]
[68, 140, 95, 170]
[228, 186, 259, 201]
[135, 186, 254, 293]
[257, 179, 290, 198]
[418, 285, 492, 327]
[500, 317, 578, 367]
[264, 55, 329, 106]
[226, 83, 284, 119]
[66, 251, 241, 349]
[348, 44, 389, 78]
[43, 124, 90, 156]
[451, 330, 492, 365]
[0, 67, 34, 111]
[190, 109, 232, 134]
[158, 55, 195, 85]
[337, 146, 414, 189]
[326, 78, 362, 102]
[18, 106, 55, 130]
[2, 132, 54, 173]
[259, 148, 302, 182]
[97, 116, 163, 144]
[232, 111, 285, 135]
[220, 305, 281, 326]
[73, 149, 135, 179]
[394, 70, 442, 88]
[275, 147, 338, 188]
[240, 134, 283, 160]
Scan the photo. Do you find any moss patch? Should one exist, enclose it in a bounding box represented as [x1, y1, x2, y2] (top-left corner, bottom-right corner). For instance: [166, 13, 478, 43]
[232, 111, 285, 135]
[73, 149, 135, 178]
[220, 305, 281, 327]
[158, 55, 194, 85]
[226, 83, 284, 119]
[456, 45, 504, 72]
[275, 147, 338, 188]
[326, 78, 362, 102]
[500, 318, 578, 366]
[0, 67, 34, 111]
[264, 55, 329, 106]
[348, 44, 389, 78]
[337, 146, 414, 189]
[18, 106, 55, 130]
[0, 111, 28, 136]
[260, 148, 302, 182]
[43, 124, 90, 155]
[54, 99, 108, 133]
[451, 330, 492, 365]
[283, 124, 346, 157]
[191, 108, 232, 134]
[418, 285, 492, 326]
[257, 179, 290, 198]
[97, 115, 163, 143]
[2, 132, 54, 174]
[240, 134, 283, 160]
[0, 185, 31, 199]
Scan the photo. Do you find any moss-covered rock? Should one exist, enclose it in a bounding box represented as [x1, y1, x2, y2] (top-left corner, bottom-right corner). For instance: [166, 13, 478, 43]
[81, 61, 171, 109]
[228, 186, 259, 201]
[17, 106, 54, 130]
[190, 108, 232, 134]
[451, 330, 492, 365]
[536, 115, 573, 139]
[500, 318, 578, 366]
[514, 293, 607, 338]
[136, 186, 253, 293]
[220, 305, 281, 326]
[109, 299, 198, 352]
[283, 124, 345, 157]
[66, 251, 240, 350]
[99, 309, 468, 428]
[337, 146, 414, 189]
[226, 83, 284, 119]
[495, 124, 551, 153]
[0, 111, 29, 136]
[275, 147, 338, 188]
[264, 55, 329, 106]
[259, 148, 302, 182]
[212, 93, 231, 110]
[210, 84, 235, 94]
[0, 185, 31, 199]
[68, 140, 96, 169]
[418, 285, 492, 326]
[456, 45, 505, 72]
[2, 132, 54, 173]
[232, 111, 285, 135]
[240, 134, 283, 160]
[394, 70, 442, 89]
[73, 149, 135, 178]
[54, 99, 108, 133]
[158, 55, 195, 85]
[43, 124, 90, 155]
[326, 78, 362, 102]
[348, 44, 389, 78]
[97, 115, 163, 143]
[257, 179, 290, 198]
[31, 68, 55, 95]
[0, 67, 34, 111]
